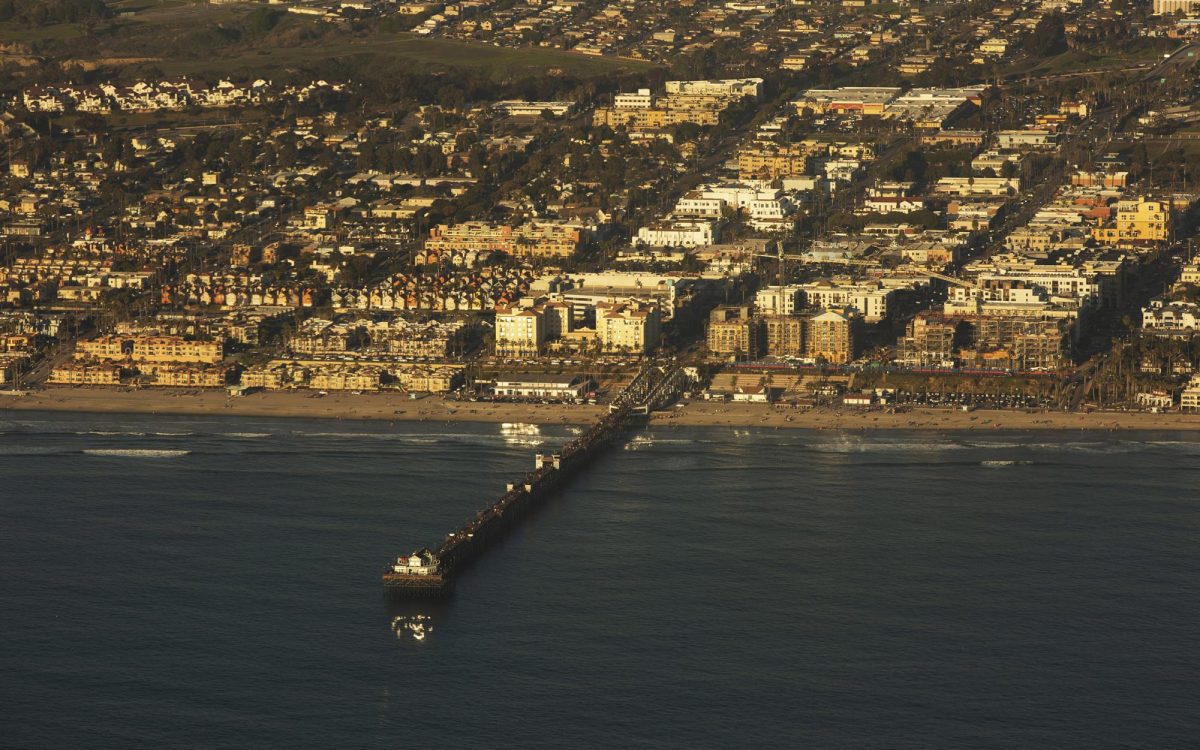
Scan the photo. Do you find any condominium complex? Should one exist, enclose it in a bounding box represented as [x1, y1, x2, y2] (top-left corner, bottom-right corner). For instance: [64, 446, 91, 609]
[596, 300, 662, 354]
[425, 221, 587, 261]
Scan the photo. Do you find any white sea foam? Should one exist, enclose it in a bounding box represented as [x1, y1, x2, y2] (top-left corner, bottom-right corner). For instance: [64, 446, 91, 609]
[81, 430, 147, 437]
[810, 439, 969, 453]
[83, 449, 190, 458]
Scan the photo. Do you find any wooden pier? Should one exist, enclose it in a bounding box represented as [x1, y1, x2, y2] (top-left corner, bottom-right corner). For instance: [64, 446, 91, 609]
[382, 363, 687, 596]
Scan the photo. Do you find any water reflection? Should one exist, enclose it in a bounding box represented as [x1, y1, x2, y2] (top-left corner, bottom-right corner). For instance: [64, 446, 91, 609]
[391, 613, 433, 642]
[500, 422, 543, 447]
[385, 598, 449, 644]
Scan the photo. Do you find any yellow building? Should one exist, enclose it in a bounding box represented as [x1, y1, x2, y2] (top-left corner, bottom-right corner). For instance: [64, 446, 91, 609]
[309, 368, 383, 391]
[737, 145, 813, 180]
[495, 305, 545, 358]
[805, 309, 858, 364]
[75, 335, 222, 364]
[425, 221, 584, 260]
[593, 105, 721, 130]
[240, 364, 291, 390]
[763, 315, 806, 357]
[48, 362, 125, 385]
[707, 306, 762, 358]
[393, 365, 463, 393]
[1093, 197, 1170, 246]
[145, 365, 230, 388]
[131, 337, 223, 364]
[75, 336, 129, 361]
[596, 299, 662, 354]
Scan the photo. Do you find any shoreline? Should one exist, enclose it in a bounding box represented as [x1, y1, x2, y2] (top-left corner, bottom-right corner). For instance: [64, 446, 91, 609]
[5, 386, 1200, 432]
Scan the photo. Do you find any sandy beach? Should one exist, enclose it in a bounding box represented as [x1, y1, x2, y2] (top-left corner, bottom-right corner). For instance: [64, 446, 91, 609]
[0, 387, 607, 425]
[4, 386, 1200, 432]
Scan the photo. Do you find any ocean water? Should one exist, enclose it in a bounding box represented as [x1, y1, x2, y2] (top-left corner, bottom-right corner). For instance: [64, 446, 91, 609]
[2, 411, 1199, 749]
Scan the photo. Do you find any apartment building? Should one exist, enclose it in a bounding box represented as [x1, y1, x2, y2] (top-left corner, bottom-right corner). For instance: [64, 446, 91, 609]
[1142, 298, 1200, 332]
[75, 336, 129, 361]
[737, 144, 814, 179]
[806, 309, 858, 364]
[495, 305, 545, 358]
[707, 306, 762, 358]
[798, 280, 895, 322]
[895, 314, 959, 366]
[755, 285, 804, 316]
[48, 362, 124, 385]
[1092, 197, 1170, 246]
[145, 364, 230, 388]
[1181, 374, 1200, 410]
[595, 79, 761, 131]
[596, 300, 662, 354]
[1154, 0, 1200, 16]
[131, 337, 223, 364]
[425, 221, 586, 260]
[763, 314, 806, 357]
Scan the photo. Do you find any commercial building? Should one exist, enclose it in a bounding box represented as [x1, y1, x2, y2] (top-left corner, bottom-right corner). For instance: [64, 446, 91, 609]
[794, 87, 901, 115]
[493, 374, 592, 402]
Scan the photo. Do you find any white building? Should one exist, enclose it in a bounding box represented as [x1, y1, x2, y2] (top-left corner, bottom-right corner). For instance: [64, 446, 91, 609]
[996, 129, 1058, 151]
[636, 220, 717, 248]
[1182, 374, 1200, 410]
[615, 89, 655, 108]
[798, 281, 896, 322]
[1142, 298, 1200, 332]
[755, 285, 804, 316]
[664, 78, 763, 99]
[493, 374, 591, 401]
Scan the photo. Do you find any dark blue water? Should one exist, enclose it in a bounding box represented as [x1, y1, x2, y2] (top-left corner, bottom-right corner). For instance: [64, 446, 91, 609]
[2, 412, 1199, 749]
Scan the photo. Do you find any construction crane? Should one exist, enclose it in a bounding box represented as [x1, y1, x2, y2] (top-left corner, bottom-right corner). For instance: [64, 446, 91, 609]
[750, 246, 979, 291]
[920, 269, 978, 289]
[751, 249, 879, 285]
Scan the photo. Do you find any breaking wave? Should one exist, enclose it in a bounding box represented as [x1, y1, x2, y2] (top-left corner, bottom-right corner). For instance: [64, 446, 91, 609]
[83, 449, 191, 458]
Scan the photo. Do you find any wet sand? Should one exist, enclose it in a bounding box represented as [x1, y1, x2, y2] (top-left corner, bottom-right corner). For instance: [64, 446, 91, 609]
[3, 386, 1200, 432]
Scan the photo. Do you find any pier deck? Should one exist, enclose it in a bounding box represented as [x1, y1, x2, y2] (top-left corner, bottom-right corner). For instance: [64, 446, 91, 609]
[383, 363, 686, 596]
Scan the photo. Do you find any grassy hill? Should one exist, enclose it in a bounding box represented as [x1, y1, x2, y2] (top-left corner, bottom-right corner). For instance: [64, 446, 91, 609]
[0, 0, 657, 82]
